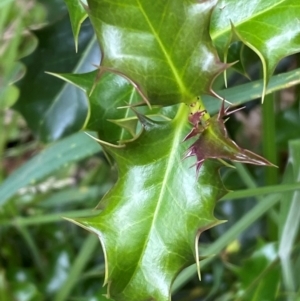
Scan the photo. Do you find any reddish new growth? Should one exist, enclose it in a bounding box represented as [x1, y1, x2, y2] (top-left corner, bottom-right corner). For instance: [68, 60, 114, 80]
[184, 101, 274, 173]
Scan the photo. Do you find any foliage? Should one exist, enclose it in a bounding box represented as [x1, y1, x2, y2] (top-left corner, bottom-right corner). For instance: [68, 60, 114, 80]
[1, 0, 300, 301]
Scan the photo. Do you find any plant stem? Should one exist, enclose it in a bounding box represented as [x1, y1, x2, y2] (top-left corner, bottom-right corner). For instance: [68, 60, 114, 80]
[262, 93, 278, 184]
[262, 92, 278, 240]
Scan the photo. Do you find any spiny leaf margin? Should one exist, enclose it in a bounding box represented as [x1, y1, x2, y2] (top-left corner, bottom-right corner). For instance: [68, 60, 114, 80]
[68, 104, 227, 301]
[210, 0, 300, 99]
[86, 0, 227, 106]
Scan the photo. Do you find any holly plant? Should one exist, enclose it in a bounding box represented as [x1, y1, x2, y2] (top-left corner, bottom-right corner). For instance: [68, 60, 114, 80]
[5, 0, 300, 300]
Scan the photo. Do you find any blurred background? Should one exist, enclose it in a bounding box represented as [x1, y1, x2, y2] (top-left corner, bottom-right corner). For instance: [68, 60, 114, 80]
[1, 0, 300, 300]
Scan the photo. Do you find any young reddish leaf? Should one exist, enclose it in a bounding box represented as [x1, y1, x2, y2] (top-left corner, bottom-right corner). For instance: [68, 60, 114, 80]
[185, 101, 275, 172]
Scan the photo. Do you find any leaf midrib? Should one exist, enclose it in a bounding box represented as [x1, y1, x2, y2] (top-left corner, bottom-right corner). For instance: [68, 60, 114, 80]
[121, 104, 187, 293]
[136, 0, 188, 96]
[211, 0, 286, 41]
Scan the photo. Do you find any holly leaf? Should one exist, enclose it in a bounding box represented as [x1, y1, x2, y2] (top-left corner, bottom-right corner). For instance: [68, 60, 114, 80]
[210, 0, 300, 98]
[51, 71, 179, 144]
[49, 70, 142, 143]
[15, 15, 95, 142]
[64, 0, 88, 52]
[184, 101, 274, 171]
[87, 0, 226, 105]
[68, 104, 227, 301]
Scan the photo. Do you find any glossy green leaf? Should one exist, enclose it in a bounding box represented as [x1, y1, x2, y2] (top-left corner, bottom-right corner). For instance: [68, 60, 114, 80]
[87, 0, 226, 106]
[50, 71, 141, 143]
[64, 0, 88, 52]
[15, 15, 96, 142]
[0, 132, 101, 206]
[210, 0, 300, 97]
[46, 66, 300, 144]
[70, 104, 227, 301]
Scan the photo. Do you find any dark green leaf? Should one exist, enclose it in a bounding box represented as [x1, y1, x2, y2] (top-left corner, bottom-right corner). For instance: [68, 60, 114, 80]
[87, 0, 226, 105]
[69, 104, 227, 301]
[64, 0, 88, 52]
[51, 71, 141, 143]
[15, 15, 96, 142]
[226, 42, 259, 79]
[38, 0, 68, 23]
[210, 0, 300, 97]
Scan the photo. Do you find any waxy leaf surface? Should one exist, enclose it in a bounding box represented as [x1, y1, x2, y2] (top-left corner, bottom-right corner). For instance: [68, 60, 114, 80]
[15, 16, 96, 142]
[64, 0, 88, 52]
[210, 0, 300, 95]
[72, 105, 226, 301]
[51, 71, 141, 143]
[87, 0, 226, 105]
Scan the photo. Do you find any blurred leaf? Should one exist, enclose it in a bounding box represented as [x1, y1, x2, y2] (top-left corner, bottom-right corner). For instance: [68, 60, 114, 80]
[46, 250, 71, 295]
[7, 62, 26, 85]
[226, 42, 260, 79]
[0, 1, 45, 110]
[37, 0, 68, 24]
[0, 0, 13, 9]
[17, 32, 39, 60]
[70, 105, 227, 301]
[0, 132, 101, 207]
[279, 139, 300, 293]
[0, 209, 100, 227]
[210, 0, 300, 98]
[203, 68, 300, 114]
[276, 106, 300, 151]
[22, 2, 47, 30]
[64, 0, 88, 52]
[87, 0, 226, 106]
[0, 85, 19, 109]
[12, 280, 42, 301]
[53, 235, 99, 301]
[0, 270, 13, 301]
[40, 186, 109, 208]
[235, 241, 280, 301]
[15, 15, 98, 142]
[222, 182, 300, 200]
